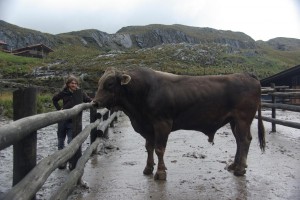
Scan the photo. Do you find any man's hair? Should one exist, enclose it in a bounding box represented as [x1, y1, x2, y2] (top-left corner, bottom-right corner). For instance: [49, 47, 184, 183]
[64, 75, 79, 88]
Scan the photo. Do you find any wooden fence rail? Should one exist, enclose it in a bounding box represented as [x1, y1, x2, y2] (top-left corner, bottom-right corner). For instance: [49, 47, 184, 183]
[261, 102, 300, 112]
[0, 87, 117, 200]
[257, 85, 300, 132]
[0, 102, 93, 151]
[3, 119, 101, 200]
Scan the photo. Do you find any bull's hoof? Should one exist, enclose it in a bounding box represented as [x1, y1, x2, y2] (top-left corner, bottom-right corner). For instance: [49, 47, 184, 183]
[143, 166, 154, 175]
[234, 167, 246, 176]
[154, 171, 167, 180]
[226, 163, 237, 171]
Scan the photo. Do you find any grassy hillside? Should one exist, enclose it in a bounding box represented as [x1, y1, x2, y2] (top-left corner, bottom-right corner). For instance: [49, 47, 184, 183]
[1, 40, 299, 91]
[44, 43, 299, 81]
[0, 51, 44, 78]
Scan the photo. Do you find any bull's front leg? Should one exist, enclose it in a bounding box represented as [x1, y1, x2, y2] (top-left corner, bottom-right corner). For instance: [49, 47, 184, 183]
[153, 120, 172, 180]
[154, 147, 167, 180]
[143, 140, 155, 175]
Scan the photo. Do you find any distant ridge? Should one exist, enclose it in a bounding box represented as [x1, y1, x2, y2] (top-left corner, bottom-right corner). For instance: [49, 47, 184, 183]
[1, 20, 297, 51]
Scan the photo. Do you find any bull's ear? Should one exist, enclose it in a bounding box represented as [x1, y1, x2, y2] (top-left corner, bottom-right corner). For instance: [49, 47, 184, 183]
[121, 74, 131, 85]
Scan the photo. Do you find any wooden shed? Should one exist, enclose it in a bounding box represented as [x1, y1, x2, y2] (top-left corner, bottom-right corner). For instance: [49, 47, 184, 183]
[12, 43, 54, 58]
[260, 65, 300, 104]
[260, 65, 300, 88]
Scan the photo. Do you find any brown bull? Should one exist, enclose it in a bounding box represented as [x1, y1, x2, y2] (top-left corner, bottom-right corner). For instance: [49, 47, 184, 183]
[94, 67, 265, 180]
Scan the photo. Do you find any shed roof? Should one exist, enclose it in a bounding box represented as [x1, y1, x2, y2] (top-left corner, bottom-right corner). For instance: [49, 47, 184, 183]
[0, 40, 7, 45]
[13, 43, 54, 53]
[260, 65, 300, 87]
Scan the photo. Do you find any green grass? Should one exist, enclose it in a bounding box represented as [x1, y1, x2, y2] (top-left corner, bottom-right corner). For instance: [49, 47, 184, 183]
[0, 51, 44, 78]
[45, 45, 102, 71]
[0, 91, 55, 118]
[0, 91, 13, 118]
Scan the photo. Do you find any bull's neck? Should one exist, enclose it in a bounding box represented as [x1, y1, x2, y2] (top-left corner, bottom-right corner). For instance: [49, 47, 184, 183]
[119, 78, 150, 120]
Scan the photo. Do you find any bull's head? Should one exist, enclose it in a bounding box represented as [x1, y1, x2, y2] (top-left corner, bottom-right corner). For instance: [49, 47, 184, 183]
[93, 67, 131, 109]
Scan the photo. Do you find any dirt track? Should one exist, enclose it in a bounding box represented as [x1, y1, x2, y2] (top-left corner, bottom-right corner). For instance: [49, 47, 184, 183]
[69, 111, 300, 200]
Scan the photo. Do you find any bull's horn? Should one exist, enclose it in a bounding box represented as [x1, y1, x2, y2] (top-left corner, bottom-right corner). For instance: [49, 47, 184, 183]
[121, 74, 131, 85]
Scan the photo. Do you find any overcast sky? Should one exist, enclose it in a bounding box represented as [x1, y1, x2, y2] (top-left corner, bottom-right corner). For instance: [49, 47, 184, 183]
[0, 0, 299, 41]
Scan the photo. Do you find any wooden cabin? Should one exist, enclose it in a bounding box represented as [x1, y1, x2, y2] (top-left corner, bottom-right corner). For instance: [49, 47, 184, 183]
[12, 43, 54, 58]
[0, 40, 8, 51]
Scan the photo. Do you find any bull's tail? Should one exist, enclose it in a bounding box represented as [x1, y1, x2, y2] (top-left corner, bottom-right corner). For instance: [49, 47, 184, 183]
[257, 102, 266, 152]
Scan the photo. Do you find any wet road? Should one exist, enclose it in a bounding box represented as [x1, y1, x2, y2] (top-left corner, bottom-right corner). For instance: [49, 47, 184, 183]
[69, 111, 300, 200]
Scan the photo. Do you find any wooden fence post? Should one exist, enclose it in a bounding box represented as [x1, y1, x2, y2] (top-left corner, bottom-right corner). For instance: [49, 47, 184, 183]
[90, 106, 97, 143]
[110, 111, 115, 127]
[103, 111, 109, 138]
[12, 88, 37, 193]
[88, 92, 97, 144]
[69, 89, 83, 170]
[271, 83, 276, 132]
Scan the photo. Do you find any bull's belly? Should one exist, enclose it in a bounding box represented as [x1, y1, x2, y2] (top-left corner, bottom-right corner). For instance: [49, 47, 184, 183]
[172, 113, 232, 134]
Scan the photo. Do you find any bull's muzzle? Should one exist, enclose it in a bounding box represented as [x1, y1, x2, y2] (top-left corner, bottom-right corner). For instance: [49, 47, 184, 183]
[91, 100, 100, 108]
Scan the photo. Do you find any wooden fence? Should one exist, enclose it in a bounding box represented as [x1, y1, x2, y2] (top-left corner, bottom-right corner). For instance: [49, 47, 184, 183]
[0, 87, 118, 200]
[259, 84, 300, 132]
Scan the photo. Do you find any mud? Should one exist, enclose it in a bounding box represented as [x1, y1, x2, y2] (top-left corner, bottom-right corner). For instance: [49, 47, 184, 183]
[70, 110, 300, 200]
[0, 110, 299, 200]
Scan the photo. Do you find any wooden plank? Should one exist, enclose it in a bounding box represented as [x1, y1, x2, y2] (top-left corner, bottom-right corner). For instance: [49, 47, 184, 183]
[97, 112, 117, 137]
[0, 102, 93, 151]
[99, 108, 109, 116]
[271, 92, 300, 97]
[255, 116, 300, 129]
[2, 119, 101, 200]
[282, 89, 300, 92]
[262, 103, 300, 112]
[261, 88, 275, 93]
[50, 138, 103, 200]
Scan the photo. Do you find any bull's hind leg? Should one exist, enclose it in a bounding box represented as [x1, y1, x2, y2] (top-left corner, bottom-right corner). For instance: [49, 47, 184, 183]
[227, 121, 240, 171]
[231, 120, 252, 176]
[143, 140, 155, 175]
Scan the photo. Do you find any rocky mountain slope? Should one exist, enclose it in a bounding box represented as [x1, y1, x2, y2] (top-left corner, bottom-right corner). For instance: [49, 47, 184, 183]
[117, 24, 257, 49]
[1, 19, 299, 53]
[0, 20, 284, 51]
[0, 20, 60, 50]
[1, 19, 299, 54]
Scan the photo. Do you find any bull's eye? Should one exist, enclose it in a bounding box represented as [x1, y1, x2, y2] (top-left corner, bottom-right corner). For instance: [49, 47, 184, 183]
[104, 79, 115, 91]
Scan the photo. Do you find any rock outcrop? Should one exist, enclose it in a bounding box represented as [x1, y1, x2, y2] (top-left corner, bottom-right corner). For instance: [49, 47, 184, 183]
[0, 20, 62, 50]
[118, 24, 257, 49]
